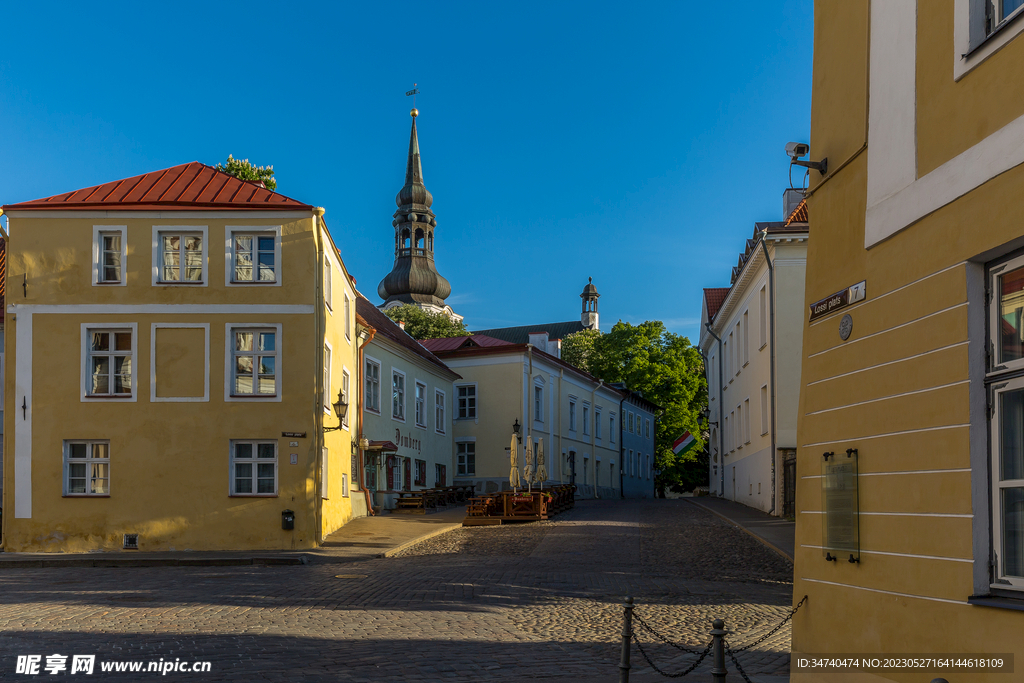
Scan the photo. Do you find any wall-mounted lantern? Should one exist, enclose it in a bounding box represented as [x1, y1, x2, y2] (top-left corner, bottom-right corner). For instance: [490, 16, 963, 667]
[324, 389, 349, 432]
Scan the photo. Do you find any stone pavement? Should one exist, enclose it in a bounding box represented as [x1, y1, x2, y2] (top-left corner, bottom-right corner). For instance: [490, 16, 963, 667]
[0, 507, 466, 568]
[687, 497, 796, 561]
[0, 500, 795, 682]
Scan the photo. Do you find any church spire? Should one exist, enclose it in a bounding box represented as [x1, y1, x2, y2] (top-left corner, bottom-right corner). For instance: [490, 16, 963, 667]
[377, 109, 458, 320]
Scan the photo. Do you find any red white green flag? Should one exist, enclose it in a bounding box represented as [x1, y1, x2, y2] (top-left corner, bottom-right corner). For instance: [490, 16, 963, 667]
[673, 432, 697, 456]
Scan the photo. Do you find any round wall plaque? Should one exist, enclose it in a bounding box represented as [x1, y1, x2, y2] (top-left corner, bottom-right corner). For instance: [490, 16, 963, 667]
[839, 314, 853, 340]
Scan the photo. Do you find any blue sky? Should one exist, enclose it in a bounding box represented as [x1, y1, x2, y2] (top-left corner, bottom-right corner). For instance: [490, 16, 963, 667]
[0, 1, 812, 343]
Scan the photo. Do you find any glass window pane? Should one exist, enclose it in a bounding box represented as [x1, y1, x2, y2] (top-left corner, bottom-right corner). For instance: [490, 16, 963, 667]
[259, 357, 275, 376]
[235, 332, 253, 351]
[236, 356, 253, 376]
[103, 266, 120, 281]
[69, 444, 87, 459]
[91, 333, 109, 351]
[259, 332, 275, 352]
[1001, 388, 1024, 481]
[258, 236, 274, 251]
[1000, 266, 1024, 363]
[235, 265, 253, 281]
[234, 478, 253, 494]
[92, 477, 109, 495]
[235, 443, 253, 459]
[68, 463, 87, 478]
[91, 360, 109, 394]
[114, 333, 131, 351]
[163, 235, 179, 251]
[91, 443, 109, 459]
[257, 444, 275, 459]
[114, 357, 132, 393]
[235, 235, 252, 252]
[104, 235, 120, 251]
[1003, 0, 1024, 19]
[257, 463, 276, 478]
[258, 376, 276, 394]
[235, 462, 253, 479]
[185, 236, 201, 251]
[235, 375, 253, 394]
[1003, 487, 1024, 578]
[67, 478, 87, 494]
[91, 462, 109, 480]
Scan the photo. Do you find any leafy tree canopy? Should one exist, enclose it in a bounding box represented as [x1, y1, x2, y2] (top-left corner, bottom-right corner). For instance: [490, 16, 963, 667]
[383, 304, 469, 340]
[215, 155, 277, 190]
[561, 328, 602, 373]
[587, 321, 708, 494]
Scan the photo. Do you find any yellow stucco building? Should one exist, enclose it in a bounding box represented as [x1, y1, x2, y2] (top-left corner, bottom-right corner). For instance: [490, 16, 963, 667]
[793, 2, 1024, 680]
[0, 162, 361, 552]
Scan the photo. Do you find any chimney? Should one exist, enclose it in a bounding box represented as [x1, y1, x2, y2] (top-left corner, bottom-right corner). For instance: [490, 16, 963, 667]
[398, 321, 406, 331]
[783, 188, 805, 220]
[528, 332, 550, 349]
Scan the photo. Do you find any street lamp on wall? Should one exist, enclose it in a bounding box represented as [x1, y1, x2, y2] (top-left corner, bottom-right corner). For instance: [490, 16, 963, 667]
[324, 389, 349, 432]
[701, 407, 718, 429]
[512, 418, 522, 443]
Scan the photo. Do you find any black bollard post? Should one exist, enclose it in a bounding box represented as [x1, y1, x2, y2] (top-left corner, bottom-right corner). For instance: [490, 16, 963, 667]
[710, 618, 728, 683]
[619, 596, 633, 683]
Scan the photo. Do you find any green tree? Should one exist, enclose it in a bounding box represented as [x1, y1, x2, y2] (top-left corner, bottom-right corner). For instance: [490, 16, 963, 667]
[383, 304, 469, 340]
[588, 321, 708, 494]
[215, 155, 277, 190]
[561, 328, 602, 372]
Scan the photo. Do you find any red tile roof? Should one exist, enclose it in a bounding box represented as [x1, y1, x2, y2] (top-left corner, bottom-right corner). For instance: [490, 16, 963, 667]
[784, 198, 808, 226]
[355, 296, 460, 379]
[2, 162, 312, 211]
[704, 287, 729, 321]
[419, 334, 512, 353]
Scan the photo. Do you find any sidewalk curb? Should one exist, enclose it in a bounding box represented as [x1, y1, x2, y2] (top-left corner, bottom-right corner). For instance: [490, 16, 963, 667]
[379, 522, 463, 558]
[685, 498, 793, 562]
[0, 556, 305, 569]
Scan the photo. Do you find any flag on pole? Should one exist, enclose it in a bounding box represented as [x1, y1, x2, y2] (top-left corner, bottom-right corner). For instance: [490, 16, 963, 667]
[673, 432, 697, 456]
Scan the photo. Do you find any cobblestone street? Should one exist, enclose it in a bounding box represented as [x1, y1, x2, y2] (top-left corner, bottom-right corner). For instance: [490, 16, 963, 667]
[0, 500, 795, 682]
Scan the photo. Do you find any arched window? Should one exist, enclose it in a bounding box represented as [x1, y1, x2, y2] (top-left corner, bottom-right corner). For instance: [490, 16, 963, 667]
[401, 229, 411, 250]
[428, 232, 434, 251]
[415, 228, 424, 250]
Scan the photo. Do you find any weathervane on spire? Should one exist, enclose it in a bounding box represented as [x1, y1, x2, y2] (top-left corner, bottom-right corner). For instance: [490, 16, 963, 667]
[405, 83, 420, 117]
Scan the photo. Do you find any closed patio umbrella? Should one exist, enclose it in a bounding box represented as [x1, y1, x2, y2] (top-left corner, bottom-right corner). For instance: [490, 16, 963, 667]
[536, 438, 547, 484]
[524, 440, 535, 492]
[509, 434, 521, 490]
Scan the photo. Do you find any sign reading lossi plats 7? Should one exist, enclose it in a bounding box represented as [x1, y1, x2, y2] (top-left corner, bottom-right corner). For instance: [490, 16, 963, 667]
[808, 280, 866, 322]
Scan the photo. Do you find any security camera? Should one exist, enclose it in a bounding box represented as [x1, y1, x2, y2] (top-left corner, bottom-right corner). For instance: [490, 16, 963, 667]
[785, 142, 810, 160]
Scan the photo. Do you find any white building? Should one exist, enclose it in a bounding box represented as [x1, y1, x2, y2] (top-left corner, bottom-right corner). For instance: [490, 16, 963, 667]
[699, 191, 808, 516]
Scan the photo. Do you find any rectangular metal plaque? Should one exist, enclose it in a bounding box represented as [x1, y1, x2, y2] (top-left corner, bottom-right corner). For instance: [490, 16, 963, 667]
[809, 280, 867, 322]
[282, 432, 307, 438]
[822, 450, 860, 559]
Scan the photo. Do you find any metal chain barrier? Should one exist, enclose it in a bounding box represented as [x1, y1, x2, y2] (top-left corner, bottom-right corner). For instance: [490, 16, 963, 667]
[621, 595, 809, 681]
[727, 594, 807, 653]
[631, 629, 714, 678]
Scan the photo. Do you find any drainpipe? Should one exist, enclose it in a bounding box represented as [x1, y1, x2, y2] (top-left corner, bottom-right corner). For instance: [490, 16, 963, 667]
[313, 208, 326, 545]
[357, 325, 377, 515]
[525, 344, 532, 492]
[704, 321, 724, 497]
[760, 234, 778, 516]
[591, 379, 603, 498]
[558, 368, 564, 483]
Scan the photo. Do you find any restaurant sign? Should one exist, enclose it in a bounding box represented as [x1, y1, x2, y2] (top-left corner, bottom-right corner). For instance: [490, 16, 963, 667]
[808, 280, 866, 322]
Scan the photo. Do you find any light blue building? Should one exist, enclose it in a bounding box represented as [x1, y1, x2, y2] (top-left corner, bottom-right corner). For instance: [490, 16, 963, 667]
[615, 385, 659, 498]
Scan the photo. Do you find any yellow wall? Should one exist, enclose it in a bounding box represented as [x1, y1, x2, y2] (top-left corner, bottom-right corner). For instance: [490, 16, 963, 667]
[2, 212, 361, 552]
[796, 2, 1024, 680]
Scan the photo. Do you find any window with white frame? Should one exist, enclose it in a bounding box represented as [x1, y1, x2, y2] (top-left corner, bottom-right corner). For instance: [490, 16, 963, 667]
[737, 404, 743, 448]
[569, 398, 577, 431]
[95, 227, 126, 285]
[345, 295, 351, 340]
[583, 403, 590, 435]
[761, 385, 769, 435]
[157, 230, 204, 283]
[230, 441, 277, 495]
[351, 452, 360, 491]
[231, 328, 278, 397]
[734, 322, 741, 375]
[610, 414, 616, 443]
[595, 408, 602, 439]
[321, 447, 329, 499]
[744, 398, 751, 443]
[323, 344, 332, 412]
[534, 385, 543, 422]
[987, 254, 1024, 588]
[341, 370, 350, 428]
[85, 328, 134, 397]
[229, 229, 279, 283]
[457, 385, 476, 419]
[435, 389, 446, 434]
[324, 254, 333, 310]
[647, 454, 651, 479]
[365, 358, 381, 413]
[457, 441, 476, 476]
[392, 370, 406, 421]
[629, 449, 634, 476]
[415, 381, 427, 427]
[628, 412, 634, 433]
[742, 310, 749, 365]
[724, 338, 729, 380]
[645, 418, 651, 439]
[64, 441, 110, 495]
[759, 286, 767, 349]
